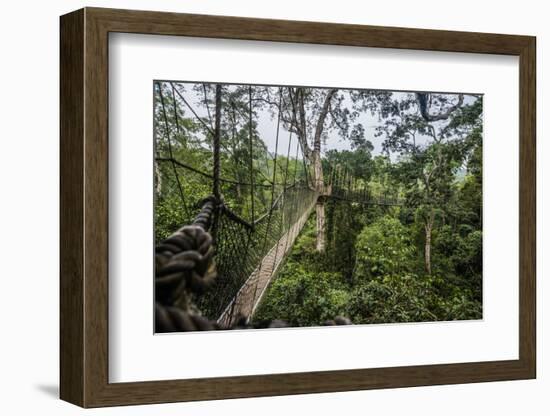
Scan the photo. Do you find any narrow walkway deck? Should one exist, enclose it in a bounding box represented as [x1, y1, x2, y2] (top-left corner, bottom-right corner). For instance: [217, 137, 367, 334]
[217, 200, 316, 327]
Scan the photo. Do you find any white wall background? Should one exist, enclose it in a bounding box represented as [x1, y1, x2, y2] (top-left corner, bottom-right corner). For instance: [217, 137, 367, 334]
[0, 0, 545, 414]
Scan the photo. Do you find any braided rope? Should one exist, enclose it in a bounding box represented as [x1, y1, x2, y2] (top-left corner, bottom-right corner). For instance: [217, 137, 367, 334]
[155, 197, 219, 332]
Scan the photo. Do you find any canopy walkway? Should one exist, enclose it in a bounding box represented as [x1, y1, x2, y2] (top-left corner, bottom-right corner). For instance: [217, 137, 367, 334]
[217, 192, 317, 327]
[154, 82, 401, 331]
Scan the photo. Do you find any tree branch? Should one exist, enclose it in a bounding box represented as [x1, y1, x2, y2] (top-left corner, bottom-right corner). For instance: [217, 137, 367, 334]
[313, 89, 337, 154]
[416, 93, 464, 122]
[288, 88, 311, 161]
[171, 82, 215, 136]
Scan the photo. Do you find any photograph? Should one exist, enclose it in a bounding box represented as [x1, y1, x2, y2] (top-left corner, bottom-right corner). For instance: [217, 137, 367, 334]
[153, 81, 483, 332]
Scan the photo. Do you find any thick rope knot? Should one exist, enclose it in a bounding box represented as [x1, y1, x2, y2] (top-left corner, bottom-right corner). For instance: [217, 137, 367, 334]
[155, 224, 217, 304]
[155, 303, 221, 332]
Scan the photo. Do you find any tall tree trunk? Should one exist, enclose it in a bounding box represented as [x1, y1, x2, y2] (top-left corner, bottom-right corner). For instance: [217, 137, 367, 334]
[424, 212, 434, 275]
[312, 90, 336, 252]
[316, 201, 326, 252]
[313, 150, 326, 252]
[288, 87, 336, 252]
[213, 84, 222, 199]
[154, 160, 162, 195]
[235, 180, 242, 198]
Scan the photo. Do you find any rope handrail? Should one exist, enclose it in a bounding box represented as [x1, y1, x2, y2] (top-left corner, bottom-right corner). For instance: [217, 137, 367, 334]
[156, 157, 301, 189]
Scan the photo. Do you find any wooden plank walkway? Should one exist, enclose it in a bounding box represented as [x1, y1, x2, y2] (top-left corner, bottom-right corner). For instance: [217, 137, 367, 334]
[217, 201, 316, 327]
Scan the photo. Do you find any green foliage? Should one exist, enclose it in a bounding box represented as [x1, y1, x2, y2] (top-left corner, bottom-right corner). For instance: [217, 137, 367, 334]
[256, 209, 482, 326]
[347, 214, 481, 324]
[354, 216, 415, 279]
[347, 274, 439, 323]
[347, 272, 481, 323]
[324, 200, 365, 281]
[253, 262, 350, 327]
[155, 194, 187, 242]
[432, 225, 482, 301]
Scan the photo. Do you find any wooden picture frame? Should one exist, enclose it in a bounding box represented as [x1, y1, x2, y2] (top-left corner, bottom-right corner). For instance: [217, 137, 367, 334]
[60, 7, 536, 408]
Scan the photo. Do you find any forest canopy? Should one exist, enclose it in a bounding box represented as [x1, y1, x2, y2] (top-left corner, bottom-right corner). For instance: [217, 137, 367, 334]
[154, 81, 483, 330]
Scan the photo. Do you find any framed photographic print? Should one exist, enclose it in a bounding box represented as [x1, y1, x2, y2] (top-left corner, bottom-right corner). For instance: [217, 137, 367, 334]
[60, 7, 536, 407]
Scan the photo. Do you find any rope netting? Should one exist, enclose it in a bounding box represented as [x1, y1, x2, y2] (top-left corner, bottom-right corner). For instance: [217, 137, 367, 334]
[324, 163, 402, 206]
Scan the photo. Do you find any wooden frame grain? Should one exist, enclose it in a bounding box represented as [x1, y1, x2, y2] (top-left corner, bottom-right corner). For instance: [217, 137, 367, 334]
[60, 7, 536, 408]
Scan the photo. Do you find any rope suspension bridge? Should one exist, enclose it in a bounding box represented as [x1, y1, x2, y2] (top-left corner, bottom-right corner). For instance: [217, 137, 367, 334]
[154, 82, 401, 332]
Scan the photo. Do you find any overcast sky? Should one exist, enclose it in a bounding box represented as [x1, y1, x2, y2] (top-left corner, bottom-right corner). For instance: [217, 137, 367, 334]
[169, 82, 478, 160]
